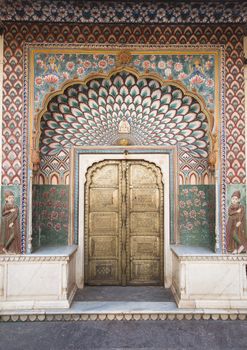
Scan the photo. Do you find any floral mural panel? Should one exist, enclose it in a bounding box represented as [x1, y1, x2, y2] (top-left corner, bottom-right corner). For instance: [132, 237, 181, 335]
[32, 185, 69, 249]
[33, 51, 216, 113]
[179, 185, 215, 249]
[34, 53, 117, 114]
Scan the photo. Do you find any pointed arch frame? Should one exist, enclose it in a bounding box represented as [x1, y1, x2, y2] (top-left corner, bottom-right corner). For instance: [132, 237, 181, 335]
[32, 65, 215, 159]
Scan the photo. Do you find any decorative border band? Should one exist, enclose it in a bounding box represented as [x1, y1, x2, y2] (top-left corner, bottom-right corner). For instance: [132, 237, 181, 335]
[1, 312, 246, 322]
[1, 1, 247, 23]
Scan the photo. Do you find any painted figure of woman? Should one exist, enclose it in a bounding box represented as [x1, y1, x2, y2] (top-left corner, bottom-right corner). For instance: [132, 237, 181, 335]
[226, 190, 246, 254]
[1, 191, 21, 254]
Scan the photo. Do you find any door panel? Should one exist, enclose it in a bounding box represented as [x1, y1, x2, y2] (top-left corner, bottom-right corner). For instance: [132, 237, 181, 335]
[86, 161, 121, 285]
[85, 160, 163, 286]
[130, 212, 160, 233]
[127, 162, 163, 285]
[131, 260, 160, 283]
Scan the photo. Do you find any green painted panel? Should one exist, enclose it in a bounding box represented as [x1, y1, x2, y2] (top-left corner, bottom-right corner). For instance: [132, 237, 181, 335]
[32, 185, 69, 249]
[179, 185, 215, 249]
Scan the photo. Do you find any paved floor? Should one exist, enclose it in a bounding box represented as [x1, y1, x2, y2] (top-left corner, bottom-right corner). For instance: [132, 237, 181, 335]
[0, 320, 247, 350]
[73, 286, 174, 302]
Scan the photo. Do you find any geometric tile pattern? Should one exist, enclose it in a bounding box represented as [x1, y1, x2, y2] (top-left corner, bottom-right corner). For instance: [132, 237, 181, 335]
[1, 1, 247, 23]
[1, 23, 245, 186]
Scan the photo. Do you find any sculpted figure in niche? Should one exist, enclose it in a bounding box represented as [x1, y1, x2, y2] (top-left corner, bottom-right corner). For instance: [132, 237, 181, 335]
[226, 191, 246, 254]
[1, 191, 21, 254]
[118, 117, 131, 134]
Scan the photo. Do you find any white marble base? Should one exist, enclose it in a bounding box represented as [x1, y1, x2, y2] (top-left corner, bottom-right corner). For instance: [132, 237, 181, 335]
[171, 245, 247, 309]
[0, 246, 77, 310]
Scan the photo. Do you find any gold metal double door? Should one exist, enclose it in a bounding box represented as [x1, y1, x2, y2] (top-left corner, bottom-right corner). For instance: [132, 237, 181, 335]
[85, 160, 164, 286]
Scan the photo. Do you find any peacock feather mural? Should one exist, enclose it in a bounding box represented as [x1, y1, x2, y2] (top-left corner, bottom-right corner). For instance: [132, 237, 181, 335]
[38, 72, 210, 184]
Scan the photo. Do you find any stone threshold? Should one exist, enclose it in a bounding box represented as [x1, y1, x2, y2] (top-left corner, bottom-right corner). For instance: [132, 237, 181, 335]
[1, 301, 247, 321]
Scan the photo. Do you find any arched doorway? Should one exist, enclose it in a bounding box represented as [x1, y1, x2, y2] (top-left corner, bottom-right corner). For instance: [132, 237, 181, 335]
[84, 159, 164, 286]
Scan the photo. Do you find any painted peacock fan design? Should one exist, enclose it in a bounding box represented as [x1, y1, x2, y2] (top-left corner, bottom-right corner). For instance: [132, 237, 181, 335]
[40, 72, 209, 158]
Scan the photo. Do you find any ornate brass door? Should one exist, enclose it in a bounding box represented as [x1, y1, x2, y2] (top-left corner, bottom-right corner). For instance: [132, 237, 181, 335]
[85, 160, 164, 286]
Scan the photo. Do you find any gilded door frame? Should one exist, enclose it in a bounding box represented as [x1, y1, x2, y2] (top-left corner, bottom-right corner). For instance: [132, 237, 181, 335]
[70, 146, 178, 288]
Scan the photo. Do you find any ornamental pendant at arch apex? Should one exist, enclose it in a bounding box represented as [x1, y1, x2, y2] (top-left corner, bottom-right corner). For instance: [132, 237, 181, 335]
[85, 159, 164, 286]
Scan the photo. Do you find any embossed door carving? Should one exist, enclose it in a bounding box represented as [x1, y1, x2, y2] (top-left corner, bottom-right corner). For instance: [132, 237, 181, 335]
[85, 160, 164, 286]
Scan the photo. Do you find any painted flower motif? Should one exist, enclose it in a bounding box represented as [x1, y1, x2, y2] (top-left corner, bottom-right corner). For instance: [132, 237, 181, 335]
[143, 60, 151, 70]
[51, 211, 58, 219]
[157, 8, 166, 17]
[194, 198, 201, 207]
[60, 189, 66, 196]
[83, 60, 92, 69]
[189, 74, 205, 85]
[134, 59, 141, 66]
[191, 187, 198, 192]
[206, 79, 214, 87]
[205, 60, 213, 70]
[151, 63, 156, 69]
[35, 76, 43, 86]
[98, 60, 107, 69]
[108, 58, 115, 65]
[44, 74, 59, 84]
[150, 55, 156, 61]
[180, 201, 185, 208]
[165, 68, 172, 77]
[55, 201, 62, 209]
[62, 72, 69, 80]
[174, 62, 183, 72]
[186, 199, 192, 206]
[47, 222, 53, 229]
[186, 222, 193, 230]
[190, 210, 197, 219]
[77, 66, 84, 75]
[43, 192, 49, 199]
[54, 223, 62, 231]
[199, 191, 206, 198]
[60, 211, 66, 219]
[182, 189, 189, 195]
[183, 211, 189, 218]
[36, 59, 44, 68]
[178, 72, 188, 80]
[167, 60, 173, 68]
[26, 6, 34, 16]
[199, 209, 206, 217]
[158, 61, 166, 69]
[66, 61, 75, 71]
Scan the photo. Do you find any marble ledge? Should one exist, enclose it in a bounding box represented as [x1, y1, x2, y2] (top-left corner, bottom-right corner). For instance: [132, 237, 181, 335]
[0, 245, 77, 262]
[171, 245, 247, 261]
[1, 301, 247, 317]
